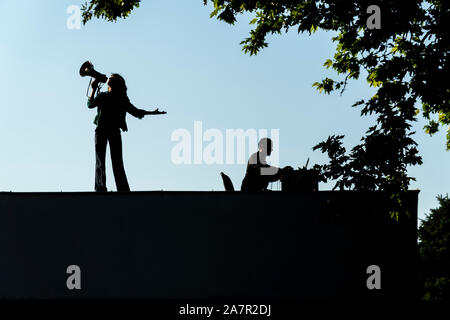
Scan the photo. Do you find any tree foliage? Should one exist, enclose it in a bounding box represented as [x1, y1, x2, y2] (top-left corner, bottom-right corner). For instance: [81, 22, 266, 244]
[81, 0, 141, 24]
[202, 0, 450, 148]
[418, 195, 450, 301]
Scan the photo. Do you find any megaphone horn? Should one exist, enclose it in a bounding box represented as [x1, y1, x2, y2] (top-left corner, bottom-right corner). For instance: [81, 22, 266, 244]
[79, 61, 108, 83]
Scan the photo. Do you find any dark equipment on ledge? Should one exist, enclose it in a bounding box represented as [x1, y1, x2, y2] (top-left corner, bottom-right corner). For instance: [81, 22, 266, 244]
[281, 168, 319, 192]
[281, 159, 319, 193]
[278, 158, 318, 192]
[220, 172, 235, 192]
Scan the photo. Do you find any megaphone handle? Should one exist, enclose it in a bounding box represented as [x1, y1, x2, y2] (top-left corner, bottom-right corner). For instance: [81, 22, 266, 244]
[86, 78, 103, 98]
[86, 78, 92, 98]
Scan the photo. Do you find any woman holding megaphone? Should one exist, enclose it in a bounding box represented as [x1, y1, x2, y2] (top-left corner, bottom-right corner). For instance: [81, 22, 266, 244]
[87, 72, 166, 192]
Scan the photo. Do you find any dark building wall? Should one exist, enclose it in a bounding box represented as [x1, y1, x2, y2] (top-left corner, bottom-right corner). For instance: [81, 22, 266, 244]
[0, 191, 418, 300]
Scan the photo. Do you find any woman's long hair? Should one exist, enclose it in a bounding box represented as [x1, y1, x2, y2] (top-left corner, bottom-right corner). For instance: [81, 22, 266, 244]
[109, 73, 130, 103]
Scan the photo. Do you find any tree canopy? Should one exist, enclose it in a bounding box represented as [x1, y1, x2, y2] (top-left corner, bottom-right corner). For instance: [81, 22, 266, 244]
[81, 0, 450, 217]
[206, 0, 450, 148]
[81, 0, 141, 24]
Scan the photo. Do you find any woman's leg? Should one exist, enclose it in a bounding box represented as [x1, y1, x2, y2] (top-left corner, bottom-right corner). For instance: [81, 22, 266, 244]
[95, 130, 108, 191]
[109, 130, 130, 192]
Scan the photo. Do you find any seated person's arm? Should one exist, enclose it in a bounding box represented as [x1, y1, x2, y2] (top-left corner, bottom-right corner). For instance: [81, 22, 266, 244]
[260, 164, 281, 182]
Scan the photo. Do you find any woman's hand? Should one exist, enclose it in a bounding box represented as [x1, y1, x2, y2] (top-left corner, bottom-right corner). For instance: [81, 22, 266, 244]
[139, 108, 167, 118]
[91, 79, 99, 89]
[151, 108, 167, 115]
[89, 79, 100, 101]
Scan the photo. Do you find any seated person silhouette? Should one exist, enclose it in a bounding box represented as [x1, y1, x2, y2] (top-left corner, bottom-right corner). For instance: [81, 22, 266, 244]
[241, 138, 281, 192]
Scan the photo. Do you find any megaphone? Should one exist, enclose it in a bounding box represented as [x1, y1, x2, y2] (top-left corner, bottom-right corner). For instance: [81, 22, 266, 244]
[79, 61, 108, 83]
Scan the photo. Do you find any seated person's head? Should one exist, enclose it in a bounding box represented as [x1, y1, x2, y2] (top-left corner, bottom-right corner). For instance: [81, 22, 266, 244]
[258, 138, 273, 156]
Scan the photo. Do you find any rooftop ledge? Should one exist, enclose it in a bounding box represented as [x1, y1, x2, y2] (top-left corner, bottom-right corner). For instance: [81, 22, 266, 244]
[0, 190, 418, 300]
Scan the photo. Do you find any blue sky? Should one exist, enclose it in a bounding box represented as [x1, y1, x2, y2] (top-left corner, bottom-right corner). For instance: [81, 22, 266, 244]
[0, 0, 448, 220]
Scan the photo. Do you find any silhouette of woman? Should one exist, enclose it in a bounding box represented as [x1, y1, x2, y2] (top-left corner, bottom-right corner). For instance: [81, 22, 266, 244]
[88, 74, 166, 192]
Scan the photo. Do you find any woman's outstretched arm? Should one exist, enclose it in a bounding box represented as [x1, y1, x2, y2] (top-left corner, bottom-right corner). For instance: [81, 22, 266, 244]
[143, 108, 167, 115]
[127, 103, 167, 118]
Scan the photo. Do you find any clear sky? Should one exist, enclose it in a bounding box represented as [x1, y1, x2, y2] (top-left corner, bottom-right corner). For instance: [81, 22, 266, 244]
[1, 0, 448, 220]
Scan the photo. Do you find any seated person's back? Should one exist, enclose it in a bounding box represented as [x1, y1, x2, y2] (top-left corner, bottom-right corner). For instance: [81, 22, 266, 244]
[241, 138, 281, 191]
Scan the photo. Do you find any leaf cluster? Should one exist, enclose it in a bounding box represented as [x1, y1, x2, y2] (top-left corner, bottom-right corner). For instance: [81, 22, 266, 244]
[81, 0, 141, 24]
